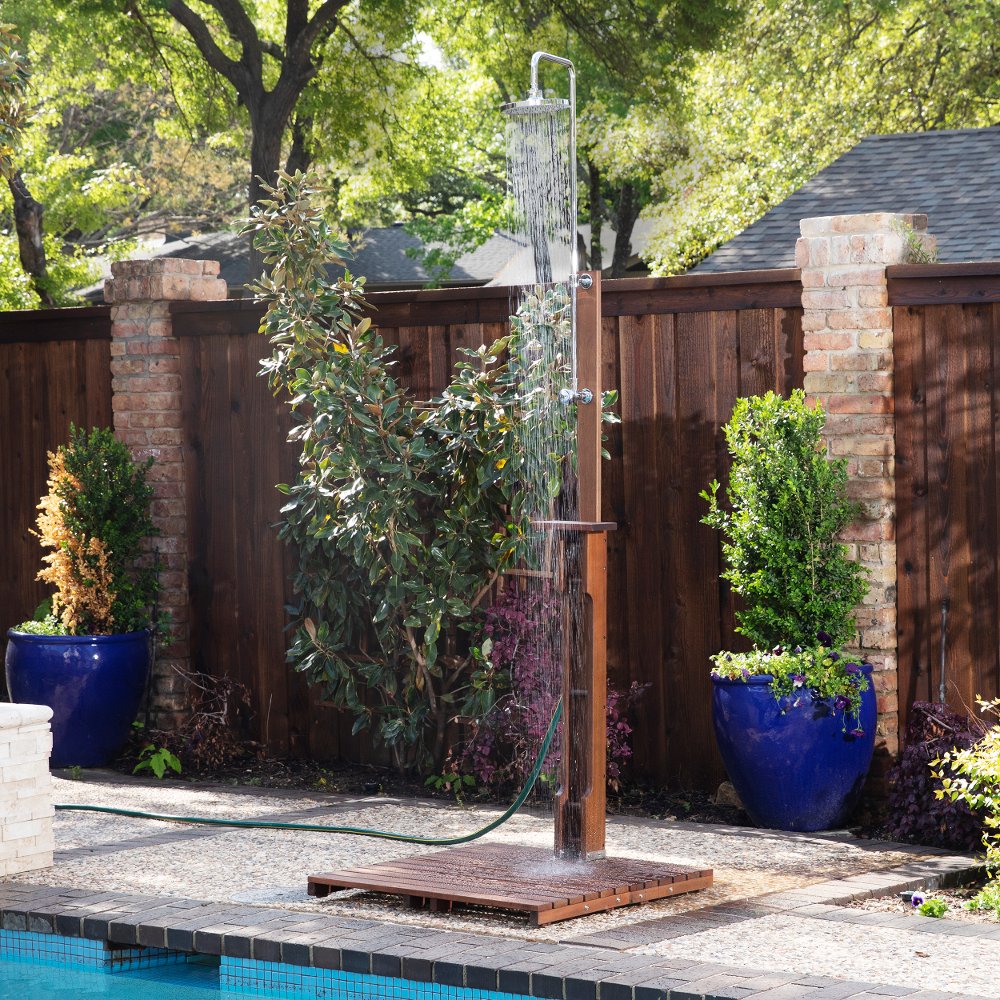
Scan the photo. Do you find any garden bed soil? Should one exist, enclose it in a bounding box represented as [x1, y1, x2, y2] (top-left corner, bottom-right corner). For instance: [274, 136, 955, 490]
[849, 885, 999, 925]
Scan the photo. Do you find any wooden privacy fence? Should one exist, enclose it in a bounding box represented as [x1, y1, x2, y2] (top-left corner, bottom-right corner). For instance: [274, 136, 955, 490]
[1, 273, 804, 788]
[7, 251, 1000, 791]
[175, 271, 805, 787]
[892, 263, 1000, 735]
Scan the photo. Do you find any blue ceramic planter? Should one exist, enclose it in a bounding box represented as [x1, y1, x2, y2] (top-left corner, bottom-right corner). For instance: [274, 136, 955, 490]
[5, 630, 151, 768]
[711, 667, 876, 832]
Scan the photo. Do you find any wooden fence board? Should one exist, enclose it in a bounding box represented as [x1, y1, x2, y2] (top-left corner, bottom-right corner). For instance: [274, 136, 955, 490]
[893, 306, 931, 719]
[894, 300, 1000, 736]
[964, 305, 996, 710]
[619, 312, 667, 776]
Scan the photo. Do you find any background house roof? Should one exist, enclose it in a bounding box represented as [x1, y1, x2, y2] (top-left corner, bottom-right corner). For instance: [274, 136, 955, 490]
[133, 226, 529, 292]
[81, 219, 654, 301]
[694, 127, 1000, 272]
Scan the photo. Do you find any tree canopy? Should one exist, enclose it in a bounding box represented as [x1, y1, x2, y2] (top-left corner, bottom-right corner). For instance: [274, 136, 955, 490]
[645, 0, 1000, 273]
[1, 0, 999, 306]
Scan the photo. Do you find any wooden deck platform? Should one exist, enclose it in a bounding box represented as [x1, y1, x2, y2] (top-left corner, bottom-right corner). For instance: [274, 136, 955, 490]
[307, 844, 713, 925]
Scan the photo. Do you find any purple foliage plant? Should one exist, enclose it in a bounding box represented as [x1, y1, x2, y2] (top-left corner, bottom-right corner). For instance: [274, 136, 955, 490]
[460, 585, 645, 794]
[883, 700, 984, 851]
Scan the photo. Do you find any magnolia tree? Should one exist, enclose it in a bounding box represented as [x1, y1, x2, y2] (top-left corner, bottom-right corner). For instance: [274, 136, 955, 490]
[248, 172, 598, 770]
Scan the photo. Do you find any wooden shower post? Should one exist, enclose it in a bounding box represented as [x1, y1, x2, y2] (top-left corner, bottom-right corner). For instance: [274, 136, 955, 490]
[554, 270, 613, 860]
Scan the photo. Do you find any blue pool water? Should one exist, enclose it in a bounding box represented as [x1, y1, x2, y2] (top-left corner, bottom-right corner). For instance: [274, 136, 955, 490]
[0, 929, 534, 1000]
[0, 954, 222, 997]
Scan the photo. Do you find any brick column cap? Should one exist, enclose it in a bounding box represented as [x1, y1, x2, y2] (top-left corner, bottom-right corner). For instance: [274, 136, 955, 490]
[105, 258, 228, 304]
[800, 212, 928, 237]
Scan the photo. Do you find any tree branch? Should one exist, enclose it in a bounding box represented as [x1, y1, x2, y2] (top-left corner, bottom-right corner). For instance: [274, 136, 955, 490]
[300, 0, 351, 54]
[281, 0, 349, 87]
[286, 0, 309, 42]
[165, 0, 246, 92]
[202, 0, 263, 80]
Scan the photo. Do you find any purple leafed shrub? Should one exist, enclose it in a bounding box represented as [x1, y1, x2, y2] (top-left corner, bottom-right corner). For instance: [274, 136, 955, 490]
[883, 700, 984, 851]
[461, 585, 645, 794]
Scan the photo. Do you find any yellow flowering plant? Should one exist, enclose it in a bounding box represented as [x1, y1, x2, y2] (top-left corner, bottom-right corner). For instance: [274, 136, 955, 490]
[20, 426, 160, 636]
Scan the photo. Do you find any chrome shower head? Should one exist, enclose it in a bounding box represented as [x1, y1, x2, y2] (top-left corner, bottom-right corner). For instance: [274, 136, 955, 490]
[501, 96, 570, 118]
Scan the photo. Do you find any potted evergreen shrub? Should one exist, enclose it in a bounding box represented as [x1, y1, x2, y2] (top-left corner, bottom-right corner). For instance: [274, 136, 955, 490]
[5, 426, 161, 767]
[701, 390, 875, 831]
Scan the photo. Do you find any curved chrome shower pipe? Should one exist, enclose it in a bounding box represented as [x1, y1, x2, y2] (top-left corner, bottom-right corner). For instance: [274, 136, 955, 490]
[527, 51, 577, 282]
[502, 51, 583, 385]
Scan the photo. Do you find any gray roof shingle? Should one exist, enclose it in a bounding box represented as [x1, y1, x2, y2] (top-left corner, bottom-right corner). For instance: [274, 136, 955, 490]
[89, 226, 527, 296]
[694, 126, 1000, 272]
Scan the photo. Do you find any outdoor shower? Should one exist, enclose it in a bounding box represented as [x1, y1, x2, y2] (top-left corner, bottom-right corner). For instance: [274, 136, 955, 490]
[308, 52, 713, 921]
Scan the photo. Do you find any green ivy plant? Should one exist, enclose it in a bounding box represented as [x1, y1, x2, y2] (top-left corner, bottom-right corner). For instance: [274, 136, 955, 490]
[245, 172, 611, 772]
[702, 390, 870, 721]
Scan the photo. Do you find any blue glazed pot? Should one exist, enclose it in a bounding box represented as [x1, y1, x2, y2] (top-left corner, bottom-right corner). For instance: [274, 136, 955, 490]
[711, 666, 876, 832]
[5, 630, 151, 768]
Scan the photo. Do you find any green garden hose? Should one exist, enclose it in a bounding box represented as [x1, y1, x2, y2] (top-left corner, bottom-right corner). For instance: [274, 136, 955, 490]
[54, 701, 562, 846]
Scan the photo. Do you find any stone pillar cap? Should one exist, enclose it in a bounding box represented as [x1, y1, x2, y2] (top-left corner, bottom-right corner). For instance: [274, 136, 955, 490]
[0, 703, 53, 729]
[104, 257, 228, 304]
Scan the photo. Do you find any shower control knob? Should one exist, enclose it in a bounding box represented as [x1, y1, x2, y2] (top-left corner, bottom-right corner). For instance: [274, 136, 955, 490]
[577, 273, 593, 289]
[558, 387, 594, 406]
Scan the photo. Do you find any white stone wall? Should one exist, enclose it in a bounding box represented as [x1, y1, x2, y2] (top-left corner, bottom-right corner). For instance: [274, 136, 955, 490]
[0, 704, 55, 876]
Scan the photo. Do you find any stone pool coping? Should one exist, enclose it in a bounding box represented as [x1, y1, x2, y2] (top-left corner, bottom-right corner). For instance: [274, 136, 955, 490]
[0, 847, 991, 1000]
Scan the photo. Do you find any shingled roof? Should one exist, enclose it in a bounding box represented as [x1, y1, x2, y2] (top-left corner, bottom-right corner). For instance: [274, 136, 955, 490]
[694, 127, 1000, 272]
[78, 225, 533, 301]
[161, 226, 528, 290]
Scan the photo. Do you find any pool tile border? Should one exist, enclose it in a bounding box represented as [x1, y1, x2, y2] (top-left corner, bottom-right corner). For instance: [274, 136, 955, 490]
[0, 847, 992, 1000]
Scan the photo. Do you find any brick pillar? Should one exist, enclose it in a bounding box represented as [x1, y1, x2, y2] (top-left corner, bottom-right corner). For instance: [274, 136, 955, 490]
[104, 260, 228, 727]
[796, 213, 935, 772]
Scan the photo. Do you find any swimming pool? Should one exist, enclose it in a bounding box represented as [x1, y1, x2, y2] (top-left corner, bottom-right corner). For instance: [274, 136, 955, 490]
[0, 954, 221, 998]
[0, 929, 534, 1000]
[0, 930, 219, 998]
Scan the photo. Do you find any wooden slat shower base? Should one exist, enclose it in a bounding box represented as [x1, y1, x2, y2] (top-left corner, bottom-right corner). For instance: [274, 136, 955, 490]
[307, 844, 713, 925]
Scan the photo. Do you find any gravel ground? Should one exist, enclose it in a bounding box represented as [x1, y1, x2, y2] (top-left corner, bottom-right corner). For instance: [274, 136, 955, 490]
[636, 913, 1000, 997]
[35, 775, 929, 940]
[8, 774, 989, 996]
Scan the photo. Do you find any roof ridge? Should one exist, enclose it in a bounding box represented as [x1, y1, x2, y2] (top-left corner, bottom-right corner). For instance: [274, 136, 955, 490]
[860, 125, 1000, 143]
